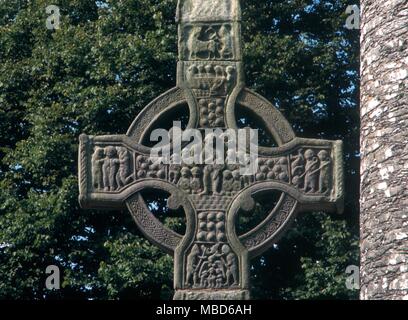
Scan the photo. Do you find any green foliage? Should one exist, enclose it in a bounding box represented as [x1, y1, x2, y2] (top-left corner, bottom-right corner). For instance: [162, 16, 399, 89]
[0, 0, 359, 299]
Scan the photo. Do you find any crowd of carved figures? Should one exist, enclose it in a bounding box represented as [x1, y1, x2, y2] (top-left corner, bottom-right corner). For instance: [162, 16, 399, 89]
[185, 211, 239, 289]
[91, 146, 133, 191]
[186, 63, 236, 97]
[289, 148, 332, 194]
[186, 24, 234, 61]
[92, 146, 332, 196]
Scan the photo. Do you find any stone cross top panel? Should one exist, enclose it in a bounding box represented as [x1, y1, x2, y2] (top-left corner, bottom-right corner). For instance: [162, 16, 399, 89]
[78, 0, 344, 300]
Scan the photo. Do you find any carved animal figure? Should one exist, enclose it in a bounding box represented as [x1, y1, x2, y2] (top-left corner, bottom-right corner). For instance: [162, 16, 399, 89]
[188, 27, 217, 60]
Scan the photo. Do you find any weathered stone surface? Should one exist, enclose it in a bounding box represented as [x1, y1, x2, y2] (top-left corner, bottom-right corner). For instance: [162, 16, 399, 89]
[78, 0, 344, 300]
[360, 0, 408, 300]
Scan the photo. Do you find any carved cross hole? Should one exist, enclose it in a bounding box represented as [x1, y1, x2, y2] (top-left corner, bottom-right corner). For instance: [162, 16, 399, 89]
[78, 0, 344, 300]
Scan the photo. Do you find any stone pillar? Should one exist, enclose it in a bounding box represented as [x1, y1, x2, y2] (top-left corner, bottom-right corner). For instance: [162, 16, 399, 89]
[360, 0, 408, 300]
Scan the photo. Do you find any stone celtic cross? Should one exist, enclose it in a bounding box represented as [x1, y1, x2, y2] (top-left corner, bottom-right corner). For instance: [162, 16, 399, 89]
[78, 0, 344, 300]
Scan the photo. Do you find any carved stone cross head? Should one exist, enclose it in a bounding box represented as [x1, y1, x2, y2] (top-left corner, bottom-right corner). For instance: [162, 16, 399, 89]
[78, 0, 344, 300]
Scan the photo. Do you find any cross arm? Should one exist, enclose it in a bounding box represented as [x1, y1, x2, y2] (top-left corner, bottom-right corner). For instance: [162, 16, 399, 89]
[78, 133, 168, 209]
[254, 137, 344, 214]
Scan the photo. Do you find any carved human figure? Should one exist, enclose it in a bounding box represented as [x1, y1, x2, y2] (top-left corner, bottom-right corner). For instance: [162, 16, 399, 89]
[225, 66, 235, 92]
[218, 24, 233, 59]
[210, 66, 226, 95]
[92, 147, 105, 190]
[239, 153, 254, 186]
[212, 164, 224, 195]
[190, 166, 202, 194]
[200, 165, 213, 195]
[292, 149, 305, 176]
[178, 167, 191, 193]
[232, 169, 243, 192]
[290, 149, 305, 187]
[222, 170, 234, 194]
[186, 244, 200, 287]
[208, 243, 222, 263]
[186, 64, 199, 87]
[317, 150, 332, 194]
[304, 149, 319, 193]
[169, 153, 181, 184]
[215, 264, 225, 288]
[116, 147, 132, 188]
[102, 146, 120, 191]
[222, 245, 238, 286]
[207, 265, 216, 288]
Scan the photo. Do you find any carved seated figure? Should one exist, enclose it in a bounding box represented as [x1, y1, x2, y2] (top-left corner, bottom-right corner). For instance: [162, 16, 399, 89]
[190, 166, 203, 194]
[178, 167, 192, 193]
[221, 170, 234, 194]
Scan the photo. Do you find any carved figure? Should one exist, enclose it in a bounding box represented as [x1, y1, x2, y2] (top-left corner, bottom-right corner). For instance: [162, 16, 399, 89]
[188, 26, 217, 60]
[169, 153, 181, 184]
[186, 244, 200, 287]
[222, 245, 238, 286]
[231, 169, 242, 192]
[219, 24, 233, 59]
[317, 150, 332, 194]
[304, 149, 319, 193]
[212, 164, 224, 195]
[178, 167, 192, 193]
[102, 146, 119, 191]
[116, 147, 133, 188]
[222, 170, 234, 194]
[190, 166, 203, 194]
[92, 147, 105, 190]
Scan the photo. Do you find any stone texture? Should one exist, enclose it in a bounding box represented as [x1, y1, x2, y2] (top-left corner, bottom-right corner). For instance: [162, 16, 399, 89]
[360, 0, 408, 300]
